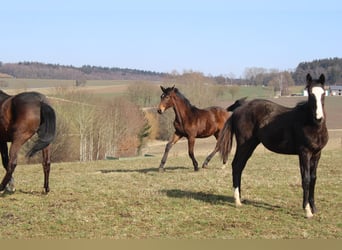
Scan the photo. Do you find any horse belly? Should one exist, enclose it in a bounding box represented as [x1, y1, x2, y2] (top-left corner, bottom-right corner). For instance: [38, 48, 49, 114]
[260, 130, 297, 155]
[196, 120, 217, 138]
[263, 142, 297, 155]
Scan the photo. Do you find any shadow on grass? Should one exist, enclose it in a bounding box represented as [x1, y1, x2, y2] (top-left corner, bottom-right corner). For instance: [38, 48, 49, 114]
[99, 166, 188, 174]
[0, 189, 44, 197]
[162, 188, 282, 211]
[162, 189, 235, 206]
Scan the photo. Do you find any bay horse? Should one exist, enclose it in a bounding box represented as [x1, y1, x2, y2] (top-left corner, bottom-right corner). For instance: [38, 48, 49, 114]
[217, 74, 328, 218]
[0, 90, 56, 194]
[157, 85, 245, 171]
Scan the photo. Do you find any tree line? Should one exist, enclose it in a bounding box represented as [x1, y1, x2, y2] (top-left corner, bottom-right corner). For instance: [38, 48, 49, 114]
[1, 57, 341, 85]
[292, 57, 342, 85]
[0, 61, 166, 81]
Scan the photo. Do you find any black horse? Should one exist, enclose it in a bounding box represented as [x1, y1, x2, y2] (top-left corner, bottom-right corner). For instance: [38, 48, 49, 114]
[218, 74, 328, 218]
[0, 91, 56, 193]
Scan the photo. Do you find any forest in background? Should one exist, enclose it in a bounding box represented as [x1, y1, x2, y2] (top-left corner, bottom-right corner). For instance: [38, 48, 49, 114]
[1, 57, 342, 86]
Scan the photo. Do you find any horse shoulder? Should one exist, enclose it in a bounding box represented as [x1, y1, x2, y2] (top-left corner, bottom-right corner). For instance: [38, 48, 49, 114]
[302, 124, 329, 151]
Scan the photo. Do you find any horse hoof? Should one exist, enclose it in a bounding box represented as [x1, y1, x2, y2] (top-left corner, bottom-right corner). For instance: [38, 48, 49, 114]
[305, 212, 314, 219]
[42, 188, 50, 194]
[158, 167, 165, 173]
[235, 202, 243, 207]
[304, 204, 314, 218]
[5, 186, 16, 193]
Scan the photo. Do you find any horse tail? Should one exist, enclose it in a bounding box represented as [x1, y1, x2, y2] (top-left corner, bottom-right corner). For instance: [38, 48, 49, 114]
[217, 117, 234, 164]
[227, 97, 247, 112]
[27, 102, 56, 157]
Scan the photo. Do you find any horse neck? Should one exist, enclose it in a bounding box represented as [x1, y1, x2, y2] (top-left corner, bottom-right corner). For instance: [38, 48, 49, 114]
[172, 93, 194, 123]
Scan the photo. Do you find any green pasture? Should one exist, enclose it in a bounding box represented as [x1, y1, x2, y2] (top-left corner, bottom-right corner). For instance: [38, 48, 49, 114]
[0, 148, 341, 239]
[1, 77, 301, 99]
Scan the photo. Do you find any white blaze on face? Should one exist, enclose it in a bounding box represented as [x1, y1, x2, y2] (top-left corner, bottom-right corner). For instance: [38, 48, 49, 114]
[312, 87, 324, 120]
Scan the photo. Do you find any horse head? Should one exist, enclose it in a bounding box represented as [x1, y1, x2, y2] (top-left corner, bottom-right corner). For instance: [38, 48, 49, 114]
[157, 85, 176, 114]
[306, 73, 326, 124]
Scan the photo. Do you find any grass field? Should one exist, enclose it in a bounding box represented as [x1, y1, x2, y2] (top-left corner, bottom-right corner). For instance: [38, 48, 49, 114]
[0, 78, 341, 239]
[0, 146, 341, 239]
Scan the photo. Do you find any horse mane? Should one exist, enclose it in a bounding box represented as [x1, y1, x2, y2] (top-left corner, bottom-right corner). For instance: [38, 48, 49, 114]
[295, 100, 308, 108]
[174, 88, 197, 110]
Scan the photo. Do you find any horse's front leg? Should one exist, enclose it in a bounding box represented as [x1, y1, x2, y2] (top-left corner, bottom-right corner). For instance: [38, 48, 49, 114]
[187, 137, 198, 171]
[308, 152, 321, 214]
[159, 133, 182, 172]
[299, 152, 313, 218]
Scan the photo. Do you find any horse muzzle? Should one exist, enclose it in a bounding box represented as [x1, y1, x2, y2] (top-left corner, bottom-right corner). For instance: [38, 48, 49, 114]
[314, 117, 324, 125]
[157, 107, 165, 114]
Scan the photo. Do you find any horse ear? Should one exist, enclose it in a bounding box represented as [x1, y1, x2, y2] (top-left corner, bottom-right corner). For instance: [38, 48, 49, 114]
[319, 74, 325, 85]
[306, 74, 312, 89]
[171, 85, 175, 90]
[160, 86, 166, 93]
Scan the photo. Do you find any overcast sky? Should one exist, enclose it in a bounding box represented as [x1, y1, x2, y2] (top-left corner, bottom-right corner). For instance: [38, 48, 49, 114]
[2, 0, 341, 77]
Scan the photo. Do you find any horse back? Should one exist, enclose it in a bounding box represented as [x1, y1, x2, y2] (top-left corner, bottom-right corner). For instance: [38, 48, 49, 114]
[193, 106, 230, 138]
[233, 99, 297, 153]
[233, 99, 328, 154]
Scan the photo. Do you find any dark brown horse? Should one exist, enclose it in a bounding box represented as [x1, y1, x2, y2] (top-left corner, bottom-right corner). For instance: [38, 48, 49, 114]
[0, 90, 56, 193]
[157, 85, 245, 171]
[217, 74, 328, 218]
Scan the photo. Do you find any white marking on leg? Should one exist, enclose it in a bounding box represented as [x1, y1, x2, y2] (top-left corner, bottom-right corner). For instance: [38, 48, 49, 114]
[305, 204, 313, 218]
[312, 87, 324, 120]
[234, 187, 242, 207]
[221, 163, 226, 169]
[6, 177, 16, 192]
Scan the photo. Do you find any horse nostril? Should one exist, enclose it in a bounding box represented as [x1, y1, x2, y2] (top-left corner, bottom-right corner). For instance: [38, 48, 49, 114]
[157, 109, 162, 114]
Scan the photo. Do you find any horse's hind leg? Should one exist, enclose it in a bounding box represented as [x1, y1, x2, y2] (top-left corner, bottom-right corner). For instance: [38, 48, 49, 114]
[202, 147, 218, 169]
[159, 133, 182, 171]
[232, 140, 259, 207]
[202, 145, 225, 169]
[42, 145, 51, 193]
[0, 145, 19, 193]
[0, 132, 32, 192]
[187, 137, 198, 171]
[0, 142, 15, 192]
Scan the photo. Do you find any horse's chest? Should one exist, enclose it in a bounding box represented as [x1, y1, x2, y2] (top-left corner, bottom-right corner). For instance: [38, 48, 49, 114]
[303, 126, 328, 151]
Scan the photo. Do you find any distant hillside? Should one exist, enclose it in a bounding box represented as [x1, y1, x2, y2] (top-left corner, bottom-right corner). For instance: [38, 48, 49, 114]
[292, 57, 342, 85]
[0, 61, 167, 81]
[1, 58, 341, 85]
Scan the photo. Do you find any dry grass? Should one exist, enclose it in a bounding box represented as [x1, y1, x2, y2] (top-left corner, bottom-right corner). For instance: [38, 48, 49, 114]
[0, 147, 341, 239]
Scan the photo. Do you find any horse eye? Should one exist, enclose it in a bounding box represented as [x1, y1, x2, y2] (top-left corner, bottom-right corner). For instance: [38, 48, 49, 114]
[161, 94, 169, 99]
